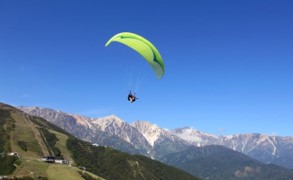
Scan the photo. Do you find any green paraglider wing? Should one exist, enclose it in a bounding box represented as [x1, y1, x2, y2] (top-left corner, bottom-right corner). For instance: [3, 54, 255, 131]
[105, 32, 165, 79]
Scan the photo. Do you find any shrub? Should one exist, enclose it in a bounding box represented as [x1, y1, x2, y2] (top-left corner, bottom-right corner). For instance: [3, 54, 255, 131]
[17, 141, 28, 151]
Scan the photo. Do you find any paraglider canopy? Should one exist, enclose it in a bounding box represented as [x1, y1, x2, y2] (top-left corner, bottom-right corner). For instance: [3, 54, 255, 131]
[105, 32, 165, 79]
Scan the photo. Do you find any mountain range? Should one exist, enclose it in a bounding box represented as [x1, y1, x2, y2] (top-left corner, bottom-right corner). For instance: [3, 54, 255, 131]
[19, 106, 293, 170]
[18, 106, 293, 179]
[172, 127, 293, 169]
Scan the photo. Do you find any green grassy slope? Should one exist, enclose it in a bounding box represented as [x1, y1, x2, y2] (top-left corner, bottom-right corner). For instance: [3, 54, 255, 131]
[0, 103, 102, 179]
[67, 137, 198, 180]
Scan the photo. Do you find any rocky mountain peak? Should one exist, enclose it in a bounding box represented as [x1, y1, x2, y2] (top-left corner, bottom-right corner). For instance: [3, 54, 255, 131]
[131, 121, 172, 147]
[131, 121, 159, 131]
[71, 114, 92, 128]
[91, 115, 126, 131]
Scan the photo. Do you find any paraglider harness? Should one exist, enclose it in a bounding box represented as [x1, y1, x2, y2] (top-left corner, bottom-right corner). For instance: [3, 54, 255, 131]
[128, 91, 138, 103]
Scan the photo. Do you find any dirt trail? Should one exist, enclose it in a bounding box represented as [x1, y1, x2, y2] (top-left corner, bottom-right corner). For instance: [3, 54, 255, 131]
[23, 114, 50, 156]
[9, 127, 16, 152]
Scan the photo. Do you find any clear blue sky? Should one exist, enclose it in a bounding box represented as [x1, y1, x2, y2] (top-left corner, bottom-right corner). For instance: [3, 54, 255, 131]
[1, 0, 293, 136]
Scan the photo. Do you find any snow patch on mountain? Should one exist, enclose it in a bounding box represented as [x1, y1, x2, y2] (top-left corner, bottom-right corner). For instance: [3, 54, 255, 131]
[131, 121, 164, 146]
[177, 129, 203, 143]
[256, 135, 278, 155]
[171, 127, 219, 146]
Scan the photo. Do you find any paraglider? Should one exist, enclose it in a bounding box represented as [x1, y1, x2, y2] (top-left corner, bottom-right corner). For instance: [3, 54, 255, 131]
[105, 32, 164, 103]
[127, 91, 137, 103]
